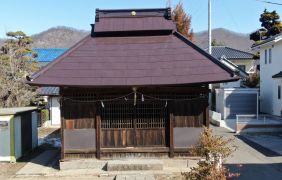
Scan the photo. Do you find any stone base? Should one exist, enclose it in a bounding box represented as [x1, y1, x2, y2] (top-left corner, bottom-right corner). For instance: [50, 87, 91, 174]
[60, 159, 107, 170]
[106, 159, 163, 171]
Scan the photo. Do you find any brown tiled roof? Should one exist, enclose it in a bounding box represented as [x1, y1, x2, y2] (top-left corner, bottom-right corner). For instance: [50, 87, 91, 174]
[28, 32, 238, 87]
[28, 8, 238, 87]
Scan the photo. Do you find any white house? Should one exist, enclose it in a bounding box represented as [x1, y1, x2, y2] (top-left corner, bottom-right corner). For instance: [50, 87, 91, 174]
[39, 87, 61, 126]
[211, 46, 256, 88]
[252, 33, 282, 116]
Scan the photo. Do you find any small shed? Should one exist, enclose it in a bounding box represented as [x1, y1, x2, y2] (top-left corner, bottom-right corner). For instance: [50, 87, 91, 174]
[215, 88, 259, 119]
[0, 107, 38, 162]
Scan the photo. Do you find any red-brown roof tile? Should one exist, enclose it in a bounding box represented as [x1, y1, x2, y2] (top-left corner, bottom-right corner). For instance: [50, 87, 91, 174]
[28, 32, 238, 87]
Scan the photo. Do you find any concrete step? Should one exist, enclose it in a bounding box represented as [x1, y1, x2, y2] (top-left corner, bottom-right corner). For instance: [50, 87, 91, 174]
[116, 174, 155, 180]
[60, 159, 108, 170]
[107, 159, 163, 171]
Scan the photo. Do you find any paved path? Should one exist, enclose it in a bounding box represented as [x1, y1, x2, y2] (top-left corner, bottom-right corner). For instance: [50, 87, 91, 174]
[16, 150, 59, 176]
[212, 126, 282, 180]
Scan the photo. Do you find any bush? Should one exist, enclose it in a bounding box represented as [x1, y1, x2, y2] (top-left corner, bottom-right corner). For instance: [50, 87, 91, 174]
[41, 109, 49, 123]
[244, 73, 260, 88]
[183, 127, 239, 180]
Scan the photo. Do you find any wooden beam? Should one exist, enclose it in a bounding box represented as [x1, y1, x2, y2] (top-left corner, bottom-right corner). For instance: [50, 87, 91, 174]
[169, 113, 174, 158]
[96, 115, 101, 159]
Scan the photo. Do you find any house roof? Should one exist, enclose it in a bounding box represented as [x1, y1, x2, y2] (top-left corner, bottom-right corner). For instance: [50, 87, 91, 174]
[39, 87, 59, 96]
[272, 71, 282, 78]
[0, 107, 37, 116]
[252, 32, 282, 48]
[33, 48, 68, 62]
[27, 8, 238, 87]
[211, 46, 254, 60]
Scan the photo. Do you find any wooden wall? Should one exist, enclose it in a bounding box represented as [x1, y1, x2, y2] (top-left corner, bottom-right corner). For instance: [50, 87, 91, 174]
[61, 85, 209, 159]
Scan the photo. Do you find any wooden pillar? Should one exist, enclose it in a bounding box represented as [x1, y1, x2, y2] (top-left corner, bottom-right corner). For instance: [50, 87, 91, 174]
[96, 115, 101, 159]
[169, 113, 174, 158]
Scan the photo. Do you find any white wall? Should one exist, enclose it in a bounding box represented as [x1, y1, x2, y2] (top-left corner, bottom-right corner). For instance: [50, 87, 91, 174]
[260, 40, 282, 116]
[0, 116, 11, 162]
[50, 97, 61, 125]
[14, 116, 22, 160]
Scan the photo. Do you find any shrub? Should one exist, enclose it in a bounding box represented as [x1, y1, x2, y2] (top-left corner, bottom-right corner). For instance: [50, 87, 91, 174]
[41, 109, 49, 123]
[183, 127, 239, 180]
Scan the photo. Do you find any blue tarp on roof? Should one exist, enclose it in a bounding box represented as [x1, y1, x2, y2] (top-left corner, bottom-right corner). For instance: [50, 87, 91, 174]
[33, 48, 68, 62]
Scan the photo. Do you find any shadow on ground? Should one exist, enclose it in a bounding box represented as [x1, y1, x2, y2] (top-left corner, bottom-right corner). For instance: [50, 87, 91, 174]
[236, 135, 281, 157]
[226, 163, 282, 180]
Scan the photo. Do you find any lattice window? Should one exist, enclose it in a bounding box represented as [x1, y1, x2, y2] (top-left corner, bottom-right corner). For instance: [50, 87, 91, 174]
[100, 100, 168, 129]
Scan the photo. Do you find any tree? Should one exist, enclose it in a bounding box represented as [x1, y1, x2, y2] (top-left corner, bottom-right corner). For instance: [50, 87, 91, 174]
[172, 1, 194, 41]
[0, 31, 39, 107]
[250, 9, 282, 42]
[211, 39, 225, 46]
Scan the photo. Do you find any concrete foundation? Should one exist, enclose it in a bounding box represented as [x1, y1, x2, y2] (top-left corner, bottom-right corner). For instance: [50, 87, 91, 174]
[107, 160, 163, 171]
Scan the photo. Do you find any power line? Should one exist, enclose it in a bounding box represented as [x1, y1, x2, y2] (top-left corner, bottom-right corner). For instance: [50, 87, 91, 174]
[256, 0, 282, 6]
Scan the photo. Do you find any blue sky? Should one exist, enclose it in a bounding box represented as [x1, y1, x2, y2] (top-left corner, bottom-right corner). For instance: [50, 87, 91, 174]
[0, 0, 282, 38]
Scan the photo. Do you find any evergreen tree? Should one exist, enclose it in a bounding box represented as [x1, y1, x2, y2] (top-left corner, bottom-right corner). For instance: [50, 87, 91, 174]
[250, 9, 282, 42]
[0, 31, 39, 107]
[172, 1, 194, 41]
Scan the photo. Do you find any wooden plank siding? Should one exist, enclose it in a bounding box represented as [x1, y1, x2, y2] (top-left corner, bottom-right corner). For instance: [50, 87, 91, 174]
[61, 86, 209, 159]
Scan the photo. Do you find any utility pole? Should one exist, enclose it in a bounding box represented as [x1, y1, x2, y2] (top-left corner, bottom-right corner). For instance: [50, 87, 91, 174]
[208, 0, 212, 54]
[208, 0, 212, 111]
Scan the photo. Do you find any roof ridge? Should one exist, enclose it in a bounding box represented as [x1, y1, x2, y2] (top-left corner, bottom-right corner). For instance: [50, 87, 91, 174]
[224, 46, 254, 55]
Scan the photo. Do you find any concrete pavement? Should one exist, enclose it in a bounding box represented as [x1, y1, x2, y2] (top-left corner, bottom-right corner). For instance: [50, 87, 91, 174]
[212, 125, 282, 180]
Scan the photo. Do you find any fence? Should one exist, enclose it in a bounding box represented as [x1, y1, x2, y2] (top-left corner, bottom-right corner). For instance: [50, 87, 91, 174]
[236, 114, 282, 133]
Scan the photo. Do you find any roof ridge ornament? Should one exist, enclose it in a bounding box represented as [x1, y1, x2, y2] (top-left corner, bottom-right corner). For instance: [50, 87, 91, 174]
[166, 7, 172, 20]
[131, 11, 136, 16]
[95, 8, 99, 22]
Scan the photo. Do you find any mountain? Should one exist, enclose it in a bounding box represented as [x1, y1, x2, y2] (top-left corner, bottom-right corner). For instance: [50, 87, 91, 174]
[1, 27, 253, 52]
[194, 28, 253, 52]
[31, 26, 89, 48]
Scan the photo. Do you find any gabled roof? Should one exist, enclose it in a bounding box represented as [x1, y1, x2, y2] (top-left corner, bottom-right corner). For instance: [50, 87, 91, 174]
[272, 71, 282, 78]
[33, 48, 68, 62]
[39, 87, 59, 96]
[252, 32, 282, 48]
[27, 8, 238, 87]
[211, 46, 254, 60]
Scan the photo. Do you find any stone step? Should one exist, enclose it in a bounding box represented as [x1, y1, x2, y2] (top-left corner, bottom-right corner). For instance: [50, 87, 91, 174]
[60, 159, 108, 170]
[107, 159, 163, 171]
[115, 174, 155, 180]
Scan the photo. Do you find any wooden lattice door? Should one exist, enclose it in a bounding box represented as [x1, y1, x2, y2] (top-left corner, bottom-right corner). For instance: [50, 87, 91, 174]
[100, 100, 168, 148]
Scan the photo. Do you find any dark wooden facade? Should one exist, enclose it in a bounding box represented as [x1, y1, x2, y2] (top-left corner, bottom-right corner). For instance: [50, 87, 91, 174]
[61, 86, 209, 160]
